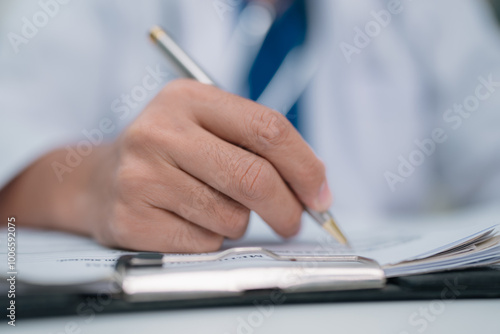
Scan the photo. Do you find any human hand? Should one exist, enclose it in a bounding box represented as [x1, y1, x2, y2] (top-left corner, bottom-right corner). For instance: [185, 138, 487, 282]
[84, 79, 332, 252]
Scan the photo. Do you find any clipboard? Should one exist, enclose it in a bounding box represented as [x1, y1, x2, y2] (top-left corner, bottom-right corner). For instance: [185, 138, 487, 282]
[114, 247, 386, 303]
[5, 250, 499, 318]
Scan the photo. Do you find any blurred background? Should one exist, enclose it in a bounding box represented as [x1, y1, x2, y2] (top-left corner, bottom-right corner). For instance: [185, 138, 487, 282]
[1, 0, 500, 223]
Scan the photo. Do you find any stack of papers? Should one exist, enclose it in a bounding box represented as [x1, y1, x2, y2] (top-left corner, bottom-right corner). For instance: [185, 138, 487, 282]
[381, 225, 500, 277]
[224, 223, 500, 278]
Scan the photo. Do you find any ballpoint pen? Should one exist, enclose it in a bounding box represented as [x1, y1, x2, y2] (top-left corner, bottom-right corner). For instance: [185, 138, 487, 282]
[149, 25, 349, 246]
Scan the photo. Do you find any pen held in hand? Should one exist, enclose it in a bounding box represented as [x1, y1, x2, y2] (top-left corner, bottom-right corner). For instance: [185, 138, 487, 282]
[149, 25, 349, 246]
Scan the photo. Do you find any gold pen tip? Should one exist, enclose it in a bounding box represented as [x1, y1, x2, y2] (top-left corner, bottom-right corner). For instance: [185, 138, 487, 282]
[322, 218, 349, 246]
[149, 25, 166, 43]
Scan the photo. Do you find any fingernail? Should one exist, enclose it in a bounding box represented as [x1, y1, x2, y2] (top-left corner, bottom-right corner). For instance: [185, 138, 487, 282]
[315, 182, 333, 211]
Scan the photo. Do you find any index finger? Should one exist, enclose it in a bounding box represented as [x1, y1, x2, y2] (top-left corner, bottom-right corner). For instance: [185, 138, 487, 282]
[177, 80, 332, 211]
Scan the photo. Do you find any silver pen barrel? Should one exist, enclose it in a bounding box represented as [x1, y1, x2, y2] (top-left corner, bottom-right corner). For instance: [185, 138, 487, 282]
[150, 26, 215, 85]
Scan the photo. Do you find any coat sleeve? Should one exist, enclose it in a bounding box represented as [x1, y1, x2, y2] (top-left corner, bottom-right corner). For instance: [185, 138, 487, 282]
[0, 0, 174, 189]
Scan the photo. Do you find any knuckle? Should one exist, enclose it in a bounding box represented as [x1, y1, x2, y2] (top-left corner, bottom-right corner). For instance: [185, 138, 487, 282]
[188, 185, 212, 211]
[201, 140, 231, 179]
[122, 118, 159, 154]
[181, 186, 218, 222]
[234, 156, 275, 202]
[122, 116, 181, 166]
[185, 183, 249, 239]
[159, 78, 200, 101]
[248, 109, 291, 148]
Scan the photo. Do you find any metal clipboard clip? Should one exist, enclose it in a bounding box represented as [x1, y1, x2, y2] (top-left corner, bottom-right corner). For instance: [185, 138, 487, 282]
[115, 247, 385, 302]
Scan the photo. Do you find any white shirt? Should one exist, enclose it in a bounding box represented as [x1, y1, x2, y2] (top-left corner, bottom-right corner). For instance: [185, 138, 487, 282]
[1, 0, 500, 217]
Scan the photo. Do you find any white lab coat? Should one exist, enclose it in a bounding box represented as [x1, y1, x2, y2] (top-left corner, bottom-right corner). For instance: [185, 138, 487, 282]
[1, 0, 500, 217]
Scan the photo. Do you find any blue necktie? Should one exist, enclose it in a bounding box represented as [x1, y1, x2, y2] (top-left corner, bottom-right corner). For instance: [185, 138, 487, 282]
[247, 0, 307, 131]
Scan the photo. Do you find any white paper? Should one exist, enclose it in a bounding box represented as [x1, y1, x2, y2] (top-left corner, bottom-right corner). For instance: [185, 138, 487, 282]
[0, 229, 129, 285]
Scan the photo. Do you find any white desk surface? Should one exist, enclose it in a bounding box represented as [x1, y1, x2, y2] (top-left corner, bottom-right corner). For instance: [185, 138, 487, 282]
[7, 299, 500, 334]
